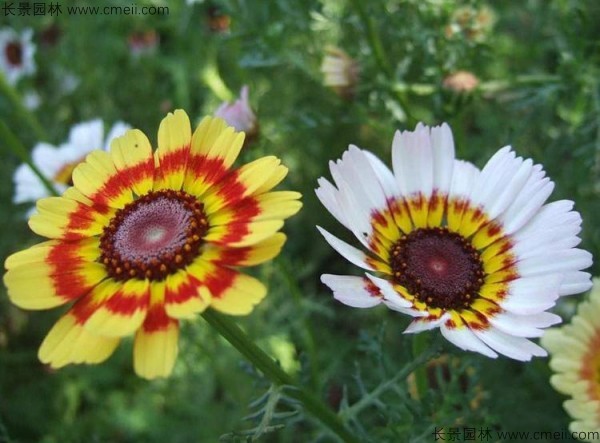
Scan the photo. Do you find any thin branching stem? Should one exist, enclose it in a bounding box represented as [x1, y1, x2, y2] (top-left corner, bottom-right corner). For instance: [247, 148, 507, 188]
[341, 345, 439, 421]
[201, 309, 359, 443]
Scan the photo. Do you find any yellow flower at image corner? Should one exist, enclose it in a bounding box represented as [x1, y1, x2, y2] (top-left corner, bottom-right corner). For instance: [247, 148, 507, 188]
[3, 110, 302, 380]
[542, 278, 600, 438]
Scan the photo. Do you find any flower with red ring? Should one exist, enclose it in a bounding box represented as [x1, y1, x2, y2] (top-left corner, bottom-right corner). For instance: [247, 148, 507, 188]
[317, 123, 592, 361]
[3, 110, 302, 379]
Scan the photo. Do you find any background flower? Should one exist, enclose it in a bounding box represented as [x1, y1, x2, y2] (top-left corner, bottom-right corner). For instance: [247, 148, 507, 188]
[0, 27, 36, 85]
[214, 85, 258, 141]
[542, 278, 600, 437]
[13, 119, 130, 209]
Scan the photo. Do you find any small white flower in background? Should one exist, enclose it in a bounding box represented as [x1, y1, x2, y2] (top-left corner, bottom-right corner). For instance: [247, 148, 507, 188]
[320, 47, 359, 99]
[0, 27, 36, 85]
[23, 90, 41, 110]
[13, 120, 131, 210]
[215, 86, 258, 142]
[317, 123, 593, 361]
[542, 278, 600, 438]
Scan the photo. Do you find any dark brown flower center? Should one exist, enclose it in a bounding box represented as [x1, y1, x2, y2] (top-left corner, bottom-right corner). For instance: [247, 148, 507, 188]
[390, 227, 484, 310]
[5, 41, 22, 66]
[100, 190, 208, 281]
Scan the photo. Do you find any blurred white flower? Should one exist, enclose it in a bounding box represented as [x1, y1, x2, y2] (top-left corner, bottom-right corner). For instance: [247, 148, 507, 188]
[215, 86, 258, 141]
[13, 120, 131, 209]
[320, 47, 359, 99]
[0, 27, 36, 85]
[23, 90, 41, 110]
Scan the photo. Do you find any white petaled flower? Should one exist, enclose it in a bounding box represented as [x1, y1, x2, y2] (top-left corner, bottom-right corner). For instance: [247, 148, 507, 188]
[0, 27, 36, 85]
[214, 86, 258, 140]
[316, 123, 593, 361]
[13, 120, 131, 207]
[320, 47, 359, 99]
[542, 278, 600, 437]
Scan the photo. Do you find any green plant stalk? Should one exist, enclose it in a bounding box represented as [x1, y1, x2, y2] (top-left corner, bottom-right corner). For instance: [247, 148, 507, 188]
[347, 0, 416, 126]
[201, 309, 359, 443]
[0, 120, 58, 197]
[341, 344, 439, 420]
[277, 260, 320, 390]
[411, 333, 431, 401]
[391, 74, 562, 96]
[0, 74, 48, 141]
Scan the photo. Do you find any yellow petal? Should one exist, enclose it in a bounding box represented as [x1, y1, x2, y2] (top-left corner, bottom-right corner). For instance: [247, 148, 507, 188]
[39, 314, 120, 368]
[110, 128, 155, 196]
[154, 109, 192, 191]
[210, 272, 267, 316]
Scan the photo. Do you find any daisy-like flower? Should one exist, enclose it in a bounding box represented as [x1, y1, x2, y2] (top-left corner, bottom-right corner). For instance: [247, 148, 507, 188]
[13, 119, 130, 207]
[317, 123, 593, 361]
[0, 27, 36, 85]
[214, 86, 258, 143]
[4, 110, 301, 379]
[320, 47, 360, 99]
[542, 278, 600, 437]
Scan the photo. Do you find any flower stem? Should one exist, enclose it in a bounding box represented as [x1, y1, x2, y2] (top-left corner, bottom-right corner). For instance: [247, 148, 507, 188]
[348, 0, 416, 126]
[0, 75, 48, 141]
[411, 333, 431, 400]
[340, 344, 439, 420]
[201, 309, 359, 443]
[0, 120, 58, 197]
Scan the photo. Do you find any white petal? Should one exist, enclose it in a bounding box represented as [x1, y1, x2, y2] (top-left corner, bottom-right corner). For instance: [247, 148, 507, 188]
[363, 150, 400, 200]
[448, 159, 480, 200]
[404, 314, 449, 333]
[472, 148, 535, 219]
[489, 311, 562, 338]
[316, 226, 373, 271]
[315, 177, 349, 229]
[440, 323, 498, 358]
[516, 200, 577, 238]
[473, 327, 547, 361]
[391, 123, 433, 197]
[559, 272, 593, 296]
[469, 146, 514, 207]
[321, 274, 381, 308]
[500, 167, 555, 234]
[512, 224, 582, 260]
[68, 119, 104, 151]
[500, 275, 562, 315]
[364, 274, 412, 308]
[517, 249, 593, 278]
[430, 123, 455, 194]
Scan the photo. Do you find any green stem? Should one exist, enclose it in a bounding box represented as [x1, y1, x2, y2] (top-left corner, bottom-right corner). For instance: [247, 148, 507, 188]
[277, 260, 320, 390]
[341, 344, 439, 420]
[0, 120, 58, 197]
[347, 0, 417, 126]
[0, 74, 48, 141]
[391, 74, 562, 96]
[411, 333, 430, 401]
[201, 309, 359, 443]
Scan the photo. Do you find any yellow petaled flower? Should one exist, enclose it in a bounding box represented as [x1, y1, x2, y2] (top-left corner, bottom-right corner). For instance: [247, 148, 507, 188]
[317, 123, 592, 361]
[542, 279, 600, 437]
[3, 110, 302, 379]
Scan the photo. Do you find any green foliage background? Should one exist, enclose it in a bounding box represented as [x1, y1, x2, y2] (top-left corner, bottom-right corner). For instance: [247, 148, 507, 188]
[1, 0, 599, 441]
